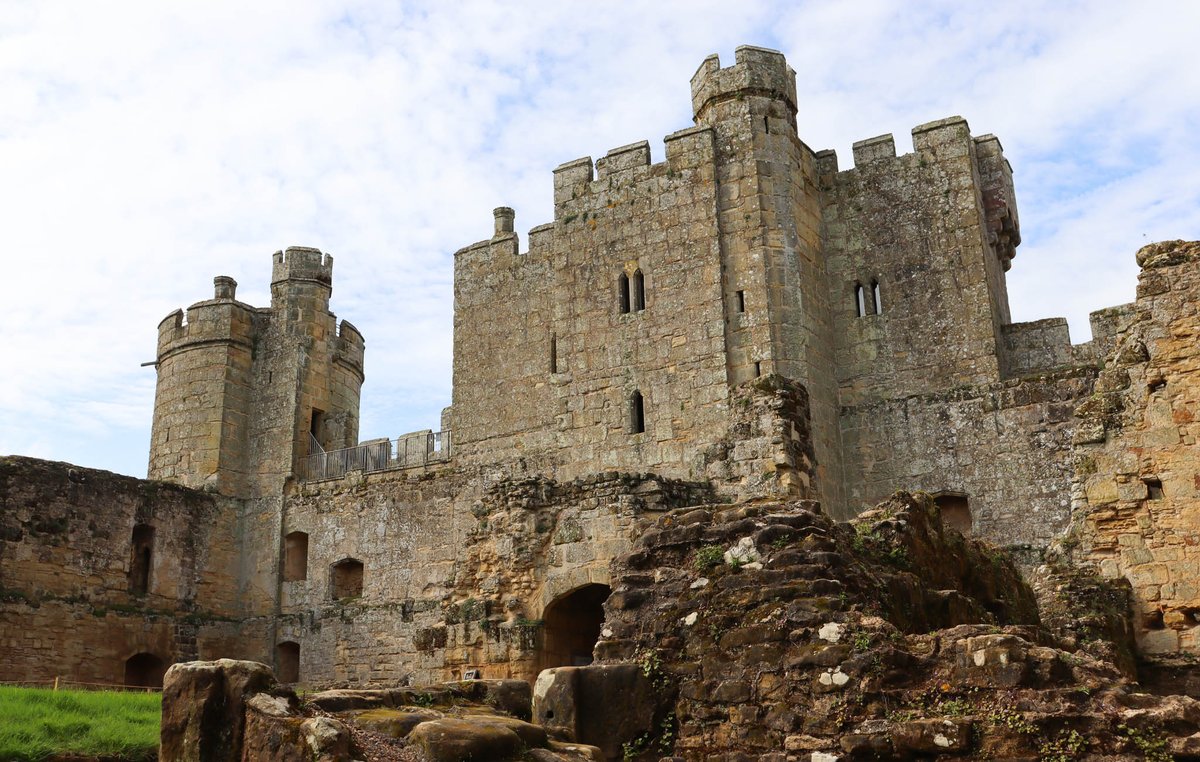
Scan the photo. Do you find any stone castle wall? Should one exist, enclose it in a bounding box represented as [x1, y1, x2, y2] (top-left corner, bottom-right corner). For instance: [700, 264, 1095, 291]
[1069, 240, 1200, 656]
[450, 127, 733, 488]
[269, 467, 714, 686]
[840, 367, 1096, 553]
[260, 375, 807, 687]
[821, 119, 1014, 408]
[0, 457, 253, 684]
[5, 43, 1200, 693]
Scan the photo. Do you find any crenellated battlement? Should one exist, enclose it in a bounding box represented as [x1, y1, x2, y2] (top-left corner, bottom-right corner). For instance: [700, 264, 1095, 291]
[550, 126, 714, 214]
[155, 295, 256, 360]
[149, 246, 365, 495]
[820, 116, 982, 174]
[334, 319, 365, 377]
[851, 134, 896, 166]
[272, 246, 333, 288]
[690, 45, 797, 122]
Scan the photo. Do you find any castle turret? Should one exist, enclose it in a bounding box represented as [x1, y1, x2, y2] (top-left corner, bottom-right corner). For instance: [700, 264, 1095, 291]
[691, 46, 844, 511]
[149, 248, 364, 497]
[148, 276, 257, 494]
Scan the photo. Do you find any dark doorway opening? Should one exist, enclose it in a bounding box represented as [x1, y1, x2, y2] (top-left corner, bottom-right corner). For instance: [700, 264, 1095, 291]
[129, 524, 154, 595]
[934, 493, 972, 536]
[276, 641, 300, 683]
[540, 584, 610, 673]
[629, 391, 645, 434]
[124, 652, 166, 688]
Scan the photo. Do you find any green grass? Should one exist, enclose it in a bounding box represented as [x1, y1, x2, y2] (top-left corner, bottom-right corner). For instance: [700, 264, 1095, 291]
[0, 686, 160, 761]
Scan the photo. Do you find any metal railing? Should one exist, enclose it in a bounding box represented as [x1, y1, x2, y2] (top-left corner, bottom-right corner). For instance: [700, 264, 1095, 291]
[299, 430, 452, 481]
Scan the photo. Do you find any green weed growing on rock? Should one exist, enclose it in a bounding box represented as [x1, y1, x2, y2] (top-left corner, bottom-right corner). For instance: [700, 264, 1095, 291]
[693, 545, 724, 571]
[1117, 724, 1171, 762]
[1039, 729, 1087, 762]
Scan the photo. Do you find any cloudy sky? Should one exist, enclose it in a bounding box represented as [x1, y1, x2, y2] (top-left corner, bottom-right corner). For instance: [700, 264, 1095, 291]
[2, 1, 1197, 478]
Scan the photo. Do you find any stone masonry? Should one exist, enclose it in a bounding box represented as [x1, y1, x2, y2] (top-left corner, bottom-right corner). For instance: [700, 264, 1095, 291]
[1, 45, 1198, 694]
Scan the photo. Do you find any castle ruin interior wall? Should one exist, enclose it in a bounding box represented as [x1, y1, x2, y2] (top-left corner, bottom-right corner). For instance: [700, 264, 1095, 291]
[264, 374, 809, 687]
[0, 457, 250, 684]
[270, 466, 715, 686]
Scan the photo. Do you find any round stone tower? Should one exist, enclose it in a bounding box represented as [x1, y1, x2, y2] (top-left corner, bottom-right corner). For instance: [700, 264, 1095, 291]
[148, 247, 365, 497]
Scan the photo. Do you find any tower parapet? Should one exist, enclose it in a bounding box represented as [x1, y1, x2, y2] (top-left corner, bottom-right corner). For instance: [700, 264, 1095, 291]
[334, 320, 365, 377]
[272, 246, 332, 289]
[690, 45, 797, 124]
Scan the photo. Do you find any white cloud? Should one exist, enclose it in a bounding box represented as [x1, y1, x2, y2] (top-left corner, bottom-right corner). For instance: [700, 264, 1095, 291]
[1, 1, 1196, 477]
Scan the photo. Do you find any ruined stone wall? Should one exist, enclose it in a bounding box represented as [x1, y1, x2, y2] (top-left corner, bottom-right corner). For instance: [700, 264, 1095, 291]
[1069, 240, 1200, 656]
[0, 457, 250, 683]
[839, 368, 1096, 554]
[271, 465, 713, 687]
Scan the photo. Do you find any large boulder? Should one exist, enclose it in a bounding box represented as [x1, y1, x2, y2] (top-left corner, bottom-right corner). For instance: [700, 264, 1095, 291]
[160, 659, 276, 762]
[407, 717, 525, 761]
[533, 664, 661, 760]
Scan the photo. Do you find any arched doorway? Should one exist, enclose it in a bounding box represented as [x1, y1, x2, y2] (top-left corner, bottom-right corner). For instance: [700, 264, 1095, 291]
[540, 584, 610, 672]
[124, 652, 166, 688]
[934, 492, 972, 536]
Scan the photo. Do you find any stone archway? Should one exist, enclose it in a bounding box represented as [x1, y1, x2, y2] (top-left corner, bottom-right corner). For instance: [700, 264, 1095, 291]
[124, 652, 166, 688]
[539, 583, 611, 673]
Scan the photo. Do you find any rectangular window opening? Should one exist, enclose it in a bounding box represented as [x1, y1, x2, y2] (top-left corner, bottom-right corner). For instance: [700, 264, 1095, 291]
[1144, 477, 1164, 500]
[736, 290, 746, 313]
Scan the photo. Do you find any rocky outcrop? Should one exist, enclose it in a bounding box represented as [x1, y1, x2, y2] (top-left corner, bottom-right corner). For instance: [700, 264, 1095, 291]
[160, 659, 600, 761]
[565, 493, 1200, 759]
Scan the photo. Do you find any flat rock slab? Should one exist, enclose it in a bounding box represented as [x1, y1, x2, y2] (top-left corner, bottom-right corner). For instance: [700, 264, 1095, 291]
[408, 717, 525, 762]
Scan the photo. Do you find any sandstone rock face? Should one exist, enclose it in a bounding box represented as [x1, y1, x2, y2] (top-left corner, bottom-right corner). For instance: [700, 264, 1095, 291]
[533, 664, 659, 760]
[591, 495, 1200, 759]
[163, 665, 598, 762]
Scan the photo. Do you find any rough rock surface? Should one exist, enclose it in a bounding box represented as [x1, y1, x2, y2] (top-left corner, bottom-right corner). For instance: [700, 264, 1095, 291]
[160, 659, 279, 761]
[161, 663, 599, 761]
[586, 493, 1200, 759]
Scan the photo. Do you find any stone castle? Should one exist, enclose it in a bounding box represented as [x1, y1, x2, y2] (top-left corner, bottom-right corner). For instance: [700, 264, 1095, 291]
[1, 45, 1197, 693]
